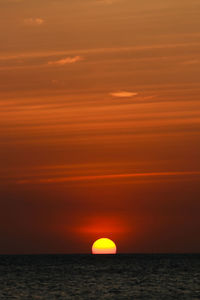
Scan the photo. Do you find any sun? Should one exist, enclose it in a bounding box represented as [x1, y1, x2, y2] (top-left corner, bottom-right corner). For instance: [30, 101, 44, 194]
[92, 238, 117, 254]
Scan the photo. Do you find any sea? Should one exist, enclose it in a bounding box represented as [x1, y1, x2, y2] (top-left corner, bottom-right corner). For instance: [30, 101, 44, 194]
[0, 254, 199, 299]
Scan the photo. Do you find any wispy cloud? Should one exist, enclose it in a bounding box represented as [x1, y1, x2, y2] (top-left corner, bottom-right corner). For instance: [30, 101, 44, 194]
[1, 42, 200, 62]
[0, 0, 23, 2]
[181, 59, 200, 65]
[16, 171, 200, 185]
[110, 91, 138, 98]
[48, 56, 82, 66]
[24, 18, 44, 26]
[95, 0, 118, 4]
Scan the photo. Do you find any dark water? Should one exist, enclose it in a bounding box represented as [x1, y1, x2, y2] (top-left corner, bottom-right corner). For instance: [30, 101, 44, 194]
[0, 254, 199, 299]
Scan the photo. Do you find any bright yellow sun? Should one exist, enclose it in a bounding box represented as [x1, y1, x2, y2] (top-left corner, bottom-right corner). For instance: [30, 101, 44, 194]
[92, 238, 117, 254]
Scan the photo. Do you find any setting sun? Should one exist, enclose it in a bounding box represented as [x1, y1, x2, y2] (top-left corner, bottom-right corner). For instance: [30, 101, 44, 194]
[92, 238, 117, 254]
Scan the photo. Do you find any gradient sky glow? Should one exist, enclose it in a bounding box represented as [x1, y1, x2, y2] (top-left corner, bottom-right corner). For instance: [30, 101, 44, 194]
[0, 0, 200, 254]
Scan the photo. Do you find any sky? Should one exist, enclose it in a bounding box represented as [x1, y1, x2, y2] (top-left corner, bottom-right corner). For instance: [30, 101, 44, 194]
[0, 0, 200, 254]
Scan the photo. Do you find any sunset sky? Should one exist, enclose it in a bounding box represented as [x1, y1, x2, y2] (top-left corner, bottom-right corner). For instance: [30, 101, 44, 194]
[0, 0, 200, 254]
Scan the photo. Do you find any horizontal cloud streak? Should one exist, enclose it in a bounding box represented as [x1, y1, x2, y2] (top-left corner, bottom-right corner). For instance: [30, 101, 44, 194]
[17, 171, 200, 184]
[24, 18, 44, 26]
[110, 91, 138, 98]
[1, 41, 200, 61]
[48, 56, 82, 66]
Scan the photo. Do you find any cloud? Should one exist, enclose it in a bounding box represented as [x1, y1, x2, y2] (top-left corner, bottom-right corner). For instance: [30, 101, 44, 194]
[110, 91, 138, 98]
[95, 0, 119, 4]
[24, 18, 44, 26]
[1, 42, 200, 62]
[16, 171, 200, 185]
[48, 56, 82, 66]
[181, 60, 200, 65]
[0, 0, 23, 2]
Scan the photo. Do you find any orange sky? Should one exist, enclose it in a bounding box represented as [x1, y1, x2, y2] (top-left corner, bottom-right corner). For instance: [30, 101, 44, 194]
[0, 0, 200, 254]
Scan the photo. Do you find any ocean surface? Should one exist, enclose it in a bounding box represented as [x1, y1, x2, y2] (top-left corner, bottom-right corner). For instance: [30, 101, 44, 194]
[0, 254, 199, 299]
